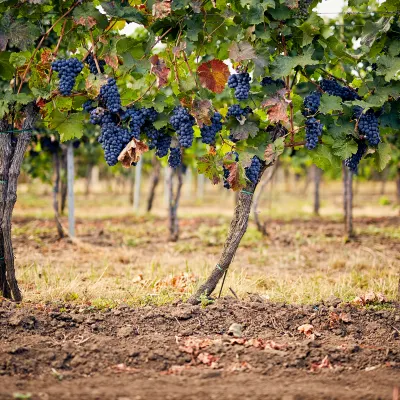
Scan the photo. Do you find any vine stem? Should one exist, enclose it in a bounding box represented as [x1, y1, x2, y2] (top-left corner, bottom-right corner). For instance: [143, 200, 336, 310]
[182, 51, 200, 90]
[89, 30, 102, 74]
[18, 0, 81, 94]
[126, 79, 157, 107]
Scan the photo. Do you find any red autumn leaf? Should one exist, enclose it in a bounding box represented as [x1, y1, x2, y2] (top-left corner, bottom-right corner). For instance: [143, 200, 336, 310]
[197, 60, 230, 94]
[225, 163, 243, 191]
[118, 139, 149, 168]
[192, 99, 211, 127]
[152, 0, 172, 19]
[150, 55, 170, 88]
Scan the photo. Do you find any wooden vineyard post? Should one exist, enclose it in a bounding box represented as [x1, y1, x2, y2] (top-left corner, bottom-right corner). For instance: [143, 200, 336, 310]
[133, 156, 143, 213]
[67, 142, 75, 237]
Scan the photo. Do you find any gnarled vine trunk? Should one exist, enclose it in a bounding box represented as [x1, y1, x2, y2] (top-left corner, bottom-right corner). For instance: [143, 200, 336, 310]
[0, 103, 38, 301]
[146, 155, 161, 213]
[167, 166, 183, 242]
[252, 162, 278, 236]
[396, 164, 400, 212]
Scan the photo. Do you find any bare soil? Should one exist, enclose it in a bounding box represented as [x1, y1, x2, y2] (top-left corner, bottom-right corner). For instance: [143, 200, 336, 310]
[1, 297, 400, 399]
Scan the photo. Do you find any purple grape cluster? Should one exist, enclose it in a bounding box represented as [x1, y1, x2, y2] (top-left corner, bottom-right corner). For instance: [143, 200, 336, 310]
[100, 78, 121, 113]
[305, 117, 323, 150]
[143, 123, 160, 149]
[228, 72, 251, 101]
[303, 91, 321, 117]
[345, 142, 367, 174]
[83, 100, 95, 113]
[168, 147, 182, 168]
[320, 79, 360, 101]
[155, 133, 172, 158]
[141, 107, 158, 123]
[89, 107, 106, 125]
[51, 58, 83, 96]
[227, 105, 251, 119]
[354, 106, 381, 146]
[296, 0, 313, 18]
[123, 107, 146, 139]
[200, 112, 223, 144]
[223, 167, 230, 189]
[245, 157, 262, 183]
[261, 77, 285, 88]
[86, 54, 106, 74]
[170, 106, 195, 148]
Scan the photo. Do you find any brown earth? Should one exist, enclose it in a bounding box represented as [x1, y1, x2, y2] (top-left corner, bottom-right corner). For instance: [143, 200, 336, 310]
[1, 297, 400, 400]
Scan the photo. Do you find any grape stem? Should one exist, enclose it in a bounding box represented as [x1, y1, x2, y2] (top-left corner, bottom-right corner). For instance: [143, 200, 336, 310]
[89, 30, 102, 75]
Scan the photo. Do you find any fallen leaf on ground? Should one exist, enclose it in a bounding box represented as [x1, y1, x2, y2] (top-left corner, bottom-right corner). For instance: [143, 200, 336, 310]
[298, 324, 314, 338]
[161, 365, 191, 375]
[310, 355, 332, 372]
[227, 361, 253, 372]
[179, 337, 213, 355]
[110, 364, 140, 373]
[197, 352, 219, 368]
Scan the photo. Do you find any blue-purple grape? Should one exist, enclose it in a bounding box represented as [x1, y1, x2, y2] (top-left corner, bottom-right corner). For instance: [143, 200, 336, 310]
[100, 78, 121, 113]
[303, 91, 321, 117]
[261, 77, 285, 88]
[155, 133, 172, 158]
[245, 157, 262, 183]
[320, 79, 360, 101]
[86, 54, 106, 74]
[305, 117, 323, 150]
[345, 142, 368, 174]
[168, 147, 181, 168]
[354, 106, 381, 146]
[51, 58, 83, 96]
[228, 72, 251, 101]
[170, 106, 195, 148]
[200, 112, 222, 145]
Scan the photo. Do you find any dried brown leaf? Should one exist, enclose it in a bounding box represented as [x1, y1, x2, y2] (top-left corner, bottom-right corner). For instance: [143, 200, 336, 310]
[229, 41, 256, 62]
[298, 324, 314, 338]
[285, 0, 299, 9]
[152, 0, 172, 19]
[150, 55, 170, 88]
[310, 355, 332, 372]
[118, 139, 149, 168]
[225, 163, 242, 191]
[192, 99, 211, 128]
[74, 16, 97, 29]
[190, 0, 202, 12]
[197, 60, 230, 94]
[262, 90, 290, 124]
[197, 352, 219, 367]
[110, 364, 140, 373]
[103, 53, 119, 70]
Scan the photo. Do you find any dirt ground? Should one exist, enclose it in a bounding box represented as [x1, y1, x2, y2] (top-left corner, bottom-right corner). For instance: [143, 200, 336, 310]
[1, 297, 400, 400]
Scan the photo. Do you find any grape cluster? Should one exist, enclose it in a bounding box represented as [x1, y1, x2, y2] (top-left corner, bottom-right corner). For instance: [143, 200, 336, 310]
[155, 133, 172, 158]
[345, 142, 367, 174]
[86, 54, 106, 74]
[51, 58, 83, 96]
[170, 106, 195, 148]
[83, 100, 95, 113]
[168, 147, 182, 168]
[320, 79, 360, 101]
[245, 157, 262, 183]
[305, 117, 323, 150]
[141, 107, 158, 123]
[100, 78, 121, 113]
[143, 123, 160, 149]
[296, 0, 313, 18]
[98, 120, 131, 166]
[200, 112, 223, 144]
[123, 107, 146, 139]
[228, 72, 251, 100]
[223, 167, 230, 189]
[227, 105, 251, 119]
[261, 77, 285, 88]
[303, 91, 321, 117]
[354, 106, 381, 146]
[89, 107, 106, 125]
[40, 137, 60, 154]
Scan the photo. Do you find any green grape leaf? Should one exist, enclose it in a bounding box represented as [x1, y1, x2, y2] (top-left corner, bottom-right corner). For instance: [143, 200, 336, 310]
[319, 93, 343, 114]
[229, 120, 259, 141]
[310, 145, 341, 171]
[373, 142, 391, 171]
[332, 137, 358, 160]
[271, 47, 319, 79]
[100, 2, 148, 24]
[376, 55, 400, 82]
[197, 153, 223, 184]
[48, 110, 84, 142]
